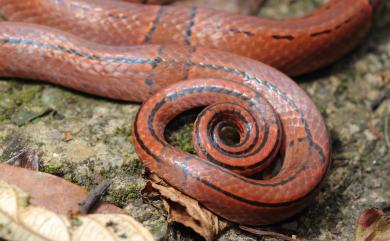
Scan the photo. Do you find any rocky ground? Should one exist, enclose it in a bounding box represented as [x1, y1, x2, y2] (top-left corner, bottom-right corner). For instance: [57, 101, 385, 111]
[0, 0, 389, 241]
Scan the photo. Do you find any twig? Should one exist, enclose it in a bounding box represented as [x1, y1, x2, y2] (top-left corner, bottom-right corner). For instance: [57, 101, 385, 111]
[79, 180, 111, 214]
[239, 225, 300, 241]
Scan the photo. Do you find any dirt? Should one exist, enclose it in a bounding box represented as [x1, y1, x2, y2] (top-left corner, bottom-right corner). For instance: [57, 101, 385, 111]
[0, 0, 389, 241]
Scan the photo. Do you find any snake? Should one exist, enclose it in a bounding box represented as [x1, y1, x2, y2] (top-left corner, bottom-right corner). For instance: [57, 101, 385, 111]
[0, 0, 379, 226]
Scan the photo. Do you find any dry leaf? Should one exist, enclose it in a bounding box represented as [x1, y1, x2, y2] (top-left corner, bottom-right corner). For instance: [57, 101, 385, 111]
[5, 147, 39, 171]
[0, 164, 123, 215]
[145, 174, 230, 241]
[355, 208, 390, 241]
[63, 131, 73, 142]
[0, 180, 155, 241]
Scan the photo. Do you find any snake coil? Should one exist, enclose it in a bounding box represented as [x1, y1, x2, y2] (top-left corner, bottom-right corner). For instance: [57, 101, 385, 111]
[0, 0, 379, 225]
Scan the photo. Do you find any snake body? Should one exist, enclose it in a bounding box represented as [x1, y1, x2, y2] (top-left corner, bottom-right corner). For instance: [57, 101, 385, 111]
[0, 0, 377, 76]
[0, 0, 378, 225]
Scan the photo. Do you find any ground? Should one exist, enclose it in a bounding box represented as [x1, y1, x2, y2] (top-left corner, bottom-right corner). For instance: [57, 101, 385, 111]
[0, 0, 389, 241]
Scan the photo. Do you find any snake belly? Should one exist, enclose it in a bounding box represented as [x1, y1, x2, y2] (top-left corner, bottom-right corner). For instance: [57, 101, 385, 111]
[0, 0, 379, 225]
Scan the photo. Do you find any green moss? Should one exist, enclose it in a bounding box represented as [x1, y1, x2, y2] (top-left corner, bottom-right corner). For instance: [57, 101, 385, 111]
[125, 182, 141, 199]
[166, 122, 196, 154]
[149, 220, 168, 237]
[114, 126, 132, 141]
[39, 163, 64, 176]
[100, 159, 144, 179]
[0, 105, 14, 122]
[60, 161, 95, 188]
[65, 174, 83, 186]
[319, 106, 327, 117]
[15, 85, 41, 106]
[122, 159, 144, 176]
[108, 191, 127, 207]
[114, 127, 125, 136]
[335, 76, 350, 96]
[0, 82, 43, 123]
[108, 182, 142, 207]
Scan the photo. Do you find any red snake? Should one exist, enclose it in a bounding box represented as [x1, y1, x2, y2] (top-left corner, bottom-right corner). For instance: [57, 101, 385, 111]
[0, 0, 379, 225]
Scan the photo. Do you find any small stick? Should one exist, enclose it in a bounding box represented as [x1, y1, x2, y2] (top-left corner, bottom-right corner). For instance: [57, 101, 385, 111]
[239, 225, 300, 241]
[79, 180, 111, 214]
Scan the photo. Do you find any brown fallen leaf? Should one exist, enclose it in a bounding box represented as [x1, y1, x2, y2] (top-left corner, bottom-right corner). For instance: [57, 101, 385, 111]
[63, 131, 73, 142]
[355, 208, 390, 241]
[0, 181, 155, 241]
[5, 147, 39, 171]
[144, 174, 230, 241]
[0, 164, 123, 215]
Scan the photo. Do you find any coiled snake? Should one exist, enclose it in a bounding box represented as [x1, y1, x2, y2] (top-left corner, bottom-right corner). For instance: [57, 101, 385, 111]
[0, 0, 379, 225]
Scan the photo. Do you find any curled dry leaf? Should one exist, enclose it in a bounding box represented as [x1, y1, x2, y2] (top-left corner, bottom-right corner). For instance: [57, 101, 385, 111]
[0, 164, 122, 215]
[0, 180, 155, 241]
[5, 147, 39, 171]
[145, 174, 230, 241]
[355, 208, 390, 241]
